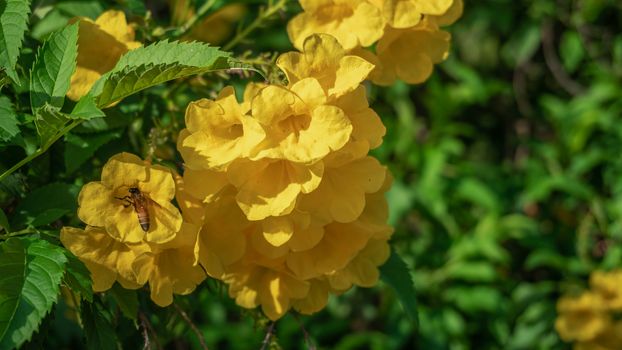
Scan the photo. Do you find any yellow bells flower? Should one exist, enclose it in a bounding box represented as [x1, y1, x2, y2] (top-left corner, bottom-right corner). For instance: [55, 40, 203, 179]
[77, 153, 182, 244]
[574, 322, 622, 350]
[276, 34, 374, 99]
[227, 158, 324, 220]
[327, 238, 390, 290]
[429, 0, 463, 27]
[371, 20, 450, 85]
[555, 292, 611, 342]
[132, 223, 206, 307]
[299, 156, 387, 223]
[332, 85, 386, 150]
[287, 0, 385, 51]
[291, 278, 331, 315]
[371, 0, 453, 29]
[60, 226, 150, 291]
[184, 4, 247, 45]
[250, 79, 353, 163]
[194, 190, 249, 278]
[590, 270, 622, 310]
[249, 212, 326, 259]
[178, 86, 265, 170]
[223, 258, 310, 320]
[285, 220, 376, 280]
[67, 10, 141, 101]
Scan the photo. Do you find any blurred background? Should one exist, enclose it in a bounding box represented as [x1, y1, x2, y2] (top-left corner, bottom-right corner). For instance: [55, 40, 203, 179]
[8, 0, 622, 349]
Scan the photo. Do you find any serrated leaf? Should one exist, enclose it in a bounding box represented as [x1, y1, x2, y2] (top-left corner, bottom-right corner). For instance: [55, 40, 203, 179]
[30, 22, 79, 111]
[81, 301, 118, 350]
[0, 0, 32, 83]
[380, 249, 418, 325]
[0, 238, 68, 349]
[64, 130, 121, 173]
[34, 103, 70, 146]
[90, 40, 233, 107]
[109, 283, 138, 321]
[63, 252, 93, 302]
[12, 182, 79, 228]
[0, 95, 19, 141]
[70, 95, 105, 120]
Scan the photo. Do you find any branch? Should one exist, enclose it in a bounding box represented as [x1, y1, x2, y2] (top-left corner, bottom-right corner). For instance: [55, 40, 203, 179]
[173, 303, 209, 350]
[541, 20, 585, 95]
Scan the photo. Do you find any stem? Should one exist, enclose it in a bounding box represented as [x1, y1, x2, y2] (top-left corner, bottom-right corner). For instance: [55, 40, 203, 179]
[223, 0, 288, 51]
[174, 0, 218, 38]
[0, 120, 82, 183]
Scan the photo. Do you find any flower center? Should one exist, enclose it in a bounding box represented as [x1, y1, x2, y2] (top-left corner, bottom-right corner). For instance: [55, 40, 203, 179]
[278, 114, 311, 138]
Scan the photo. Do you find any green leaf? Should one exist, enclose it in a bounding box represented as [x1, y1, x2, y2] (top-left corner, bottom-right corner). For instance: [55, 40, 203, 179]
[0, 95, 19, 141]
[64, 130, 121, 173]
[109, 284, 138, 321]
[30, 22, 79, 111]
[560, 31, 585, 73]
[70, 96, 105, 120]
[0, 0, 31, 83]
[0, 238, 68, 349]
[63, 252, 93, 302]
[380, 249, 418, 325]
[81, 301, 118, 350]
[90, 40, 233, 107]
[0, 208, 9, 232]
[34, 103, 70, 146]
[12, 182, 79, 228]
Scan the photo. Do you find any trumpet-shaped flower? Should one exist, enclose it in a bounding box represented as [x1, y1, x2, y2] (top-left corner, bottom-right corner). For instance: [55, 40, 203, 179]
[590, 270, 622, 311]
[178, 86, 265, 170]
[224, 258, 310, 320]
[250, 79, 353, 163]
[60, 226, 149, 291]
[67, 10, 141, 101]
[371, 20, 451, 85]
[132, 223, 206, 307]
[555, 292, 610, 342]
[77, 153, 182, 244]
[287, 0, 385, 51]
[277, 34, 374, 98]
[370, 0, 453, 28]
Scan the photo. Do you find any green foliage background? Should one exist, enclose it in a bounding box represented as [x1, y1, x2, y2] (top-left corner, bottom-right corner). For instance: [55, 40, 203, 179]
[1, 0, 622, 349]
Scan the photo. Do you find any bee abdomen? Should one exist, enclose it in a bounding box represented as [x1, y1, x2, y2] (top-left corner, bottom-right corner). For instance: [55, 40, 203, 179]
[138, 215, 150, 231]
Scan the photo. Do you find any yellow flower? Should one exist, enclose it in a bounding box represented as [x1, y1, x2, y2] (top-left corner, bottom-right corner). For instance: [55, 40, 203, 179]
[287, 0, 385, 51]
[227, 158, 324, 220]
[77, 153, 182, 244]
[223, 257, 310, 320]
[370, 0, 453, 28]
[276, 34, 374, 99]
[178, 86, 265, 170]
[590, 270, 622, 311]
[291, 278, 331, 315]
[133, 223, 206, 306]
[574, 322, 622, 350]
[428, 0, 463, 27]
[60, 226, 149, 291]
[249, 80, 353, 163]
[67, 10, 141, 101]
[327, 238, 390, 290]
[370, 19, 451, 85]
[332, 85, 386, 150]
[298, 156, 387, 223]
[555, 292, 610, 342]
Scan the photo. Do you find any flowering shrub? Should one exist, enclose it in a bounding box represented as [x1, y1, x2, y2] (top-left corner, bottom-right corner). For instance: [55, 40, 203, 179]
[3, 0, 621, 349]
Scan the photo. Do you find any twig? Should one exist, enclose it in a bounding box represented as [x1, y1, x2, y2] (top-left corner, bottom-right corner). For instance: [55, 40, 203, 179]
[260, 322, 276, 350]
[174, 0, 218, 38]
[139, 312, 162, 350]
[541, 20, 585, 95]
[173, 303, 209, 350]
[292, 313, 316, 350]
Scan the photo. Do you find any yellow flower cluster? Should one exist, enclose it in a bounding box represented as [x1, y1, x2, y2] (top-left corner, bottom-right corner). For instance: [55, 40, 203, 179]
[287, 0, 463, 85]
[176, 33, 393, 320]
[555, 270, 622, 349]
[67, 10, 141, 101]
[61, 153, 205, 306]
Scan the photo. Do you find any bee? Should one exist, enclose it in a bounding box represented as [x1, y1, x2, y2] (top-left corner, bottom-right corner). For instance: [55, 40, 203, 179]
[116, 187, 150, 231]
